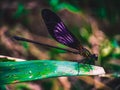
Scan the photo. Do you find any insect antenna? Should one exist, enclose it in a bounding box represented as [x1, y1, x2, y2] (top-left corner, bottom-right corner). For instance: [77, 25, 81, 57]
[13, 36, 80, 54]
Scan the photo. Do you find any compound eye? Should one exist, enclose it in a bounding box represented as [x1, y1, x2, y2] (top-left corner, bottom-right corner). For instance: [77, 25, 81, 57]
[91, 54, 98, 60]
[94, 54, 98, 60]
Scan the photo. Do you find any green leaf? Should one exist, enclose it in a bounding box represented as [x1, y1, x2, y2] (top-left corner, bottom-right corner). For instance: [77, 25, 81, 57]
[100, 39, 113, 57]
[56, 3, 80, 12]
[50, 0, 59, 7]
[12, 3, 29, 19]
[0, 56, 105, 85]
[0, 85, 7, 90]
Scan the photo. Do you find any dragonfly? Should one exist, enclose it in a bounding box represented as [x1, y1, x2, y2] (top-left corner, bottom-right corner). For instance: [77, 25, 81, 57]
[13, 9, 98, 64]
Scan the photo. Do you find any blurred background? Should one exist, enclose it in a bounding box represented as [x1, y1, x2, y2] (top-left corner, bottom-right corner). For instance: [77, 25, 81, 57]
[0, 0, 120, 90]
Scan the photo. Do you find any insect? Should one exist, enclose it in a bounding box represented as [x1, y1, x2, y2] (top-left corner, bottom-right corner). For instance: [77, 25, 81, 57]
[13, 9, 98, 63]
[41, 9, 97, 61]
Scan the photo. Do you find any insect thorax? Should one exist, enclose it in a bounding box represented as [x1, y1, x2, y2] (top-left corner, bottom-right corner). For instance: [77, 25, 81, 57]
[78, 46, 92, 58]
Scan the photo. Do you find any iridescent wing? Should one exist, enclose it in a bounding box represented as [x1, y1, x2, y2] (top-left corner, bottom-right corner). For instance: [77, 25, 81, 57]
[41, 9, 80, 49]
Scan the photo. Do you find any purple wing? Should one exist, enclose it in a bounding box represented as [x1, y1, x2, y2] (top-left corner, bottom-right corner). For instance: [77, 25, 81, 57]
[54, 22, 74, 44]
[41, 9, 80, 49]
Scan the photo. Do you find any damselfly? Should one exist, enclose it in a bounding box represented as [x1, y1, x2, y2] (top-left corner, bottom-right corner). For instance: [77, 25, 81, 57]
[13, 9, 98, 63]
